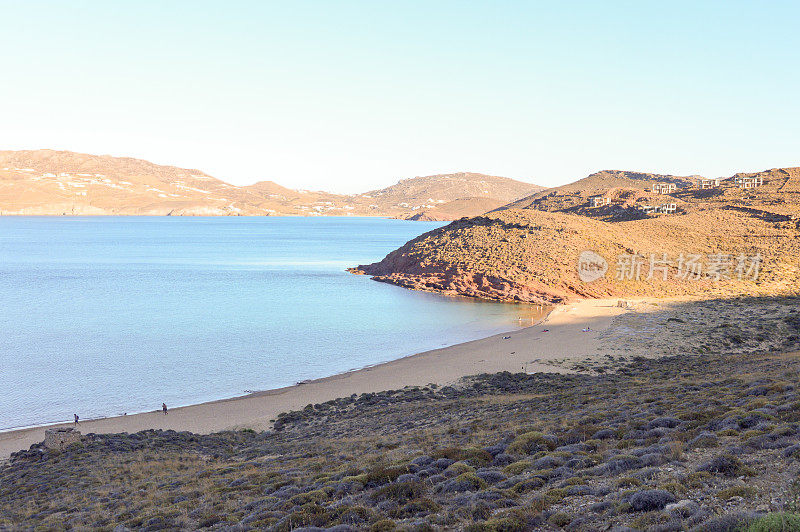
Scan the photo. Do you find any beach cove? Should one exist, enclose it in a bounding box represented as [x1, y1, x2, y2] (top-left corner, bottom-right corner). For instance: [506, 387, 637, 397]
[1, 297, 631, 458]
[0, 216, 544, 431]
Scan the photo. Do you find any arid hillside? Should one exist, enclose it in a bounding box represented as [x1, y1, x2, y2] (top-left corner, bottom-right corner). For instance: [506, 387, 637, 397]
[5, 311, 800, 530]
[351, 167, 800, 304]
[365, 172, 544, 213]
[402, 197, 507, 221]
[0, 150, 540, 219]
[501, 170, 701, 214]
[0, 150, 253, 216]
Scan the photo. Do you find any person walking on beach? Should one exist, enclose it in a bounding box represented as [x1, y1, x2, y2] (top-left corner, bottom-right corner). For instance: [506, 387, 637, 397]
[74, 413, 79, 425]
[162, 403, 168, 415]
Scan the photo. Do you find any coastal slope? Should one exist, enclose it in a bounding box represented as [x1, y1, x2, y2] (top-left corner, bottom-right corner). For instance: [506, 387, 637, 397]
[350, 168, 800, 304]
[500, 169, 701, 213]
[3, 296, 800, 530]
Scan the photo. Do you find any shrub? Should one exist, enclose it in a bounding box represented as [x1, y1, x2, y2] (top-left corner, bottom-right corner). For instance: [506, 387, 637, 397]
[364, 465, 409, 487]
[745, 513, 800, 532]
[616, 477, 642, 488]
[338, 506, 373, 525]
[473, 517, 525, 532]
[390, 497, 440, 519]
[506, 432, 556, 455]
[370, 519, 398, 531]
[470, 501, 493, 521]
[288, 488, 329, 505]
[476, 470, 507, 484]
[374, 481, 426, 503]
[742, 429, 768, 440]
[543, 487, 568, 503]
[511, 477, 546, 493]
[471, 508, 540, 532]
[629, 489, 676, 512]
[438, 473, 486, 493]
[688, 431, 719, 448]
[548, 512, 573, 527]
[659, 481, 687, 497]
[503, 461, 533, 475]
[533, 455, 564, 469]
[432, 447, 493, 466]
[717, 485, 757, 500]
[599, 455, 643, 475]
[281, 503, 335, 529]
[592, 429, 616, 440]
[667, 440, 685, 460]
[666, 499, 700, 518]
[783, 445, 800, 459]
[446, 462, 476, 475]
[697, 453, 746, 477]
[691, 512, 757, 532]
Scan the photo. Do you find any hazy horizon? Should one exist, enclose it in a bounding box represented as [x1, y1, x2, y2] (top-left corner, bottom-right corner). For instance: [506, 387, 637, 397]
[2, 1, 798, 192]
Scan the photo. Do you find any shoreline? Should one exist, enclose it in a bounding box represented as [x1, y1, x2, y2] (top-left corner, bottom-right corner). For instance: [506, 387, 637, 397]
[0, 301, 550, 435]
[0, 298, 628, 459]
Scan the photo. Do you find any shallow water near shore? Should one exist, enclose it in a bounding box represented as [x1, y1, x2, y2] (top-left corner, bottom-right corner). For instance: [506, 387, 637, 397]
[0, 216, 547, 430]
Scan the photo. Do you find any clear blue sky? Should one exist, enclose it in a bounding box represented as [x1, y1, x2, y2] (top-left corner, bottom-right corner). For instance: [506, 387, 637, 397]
[1, 1, 798, 191]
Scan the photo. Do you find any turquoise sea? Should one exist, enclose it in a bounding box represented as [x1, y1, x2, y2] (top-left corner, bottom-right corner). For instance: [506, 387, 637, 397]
[0, 216, 542, 430]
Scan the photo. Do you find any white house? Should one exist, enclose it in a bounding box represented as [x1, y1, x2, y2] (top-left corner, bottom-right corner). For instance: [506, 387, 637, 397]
[735, 176, 763, 189]
[651, 183, 677, 194]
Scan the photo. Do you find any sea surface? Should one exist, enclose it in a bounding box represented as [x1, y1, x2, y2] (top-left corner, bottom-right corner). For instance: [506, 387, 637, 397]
[0, 216, 546, 430]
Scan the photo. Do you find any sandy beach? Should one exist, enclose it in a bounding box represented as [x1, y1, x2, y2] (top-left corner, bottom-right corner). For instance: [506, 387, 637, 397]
[0, 297, 653, 458]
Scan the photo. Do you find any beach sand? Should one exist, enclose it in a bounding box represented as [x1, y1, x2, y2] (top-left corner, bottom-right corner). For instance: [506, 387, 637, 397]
[0, 298, 642, 458]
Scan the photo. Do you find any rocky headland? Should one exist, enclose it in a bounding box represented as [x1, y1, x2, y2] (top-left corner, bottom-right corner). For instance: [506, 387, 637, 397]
[350, 168, 800, 305]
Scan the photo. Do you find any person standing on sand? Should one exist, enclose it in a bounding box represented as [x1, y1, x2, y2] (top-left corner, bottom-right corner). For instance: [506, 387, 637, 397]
[74, 414, 79, 425]
[162, 403, 168, 415]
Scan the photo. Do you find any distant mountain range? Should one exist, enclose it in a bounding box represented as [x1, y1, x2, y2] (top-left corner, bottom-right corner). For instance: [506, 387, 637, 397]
[0, 150, 542, 219]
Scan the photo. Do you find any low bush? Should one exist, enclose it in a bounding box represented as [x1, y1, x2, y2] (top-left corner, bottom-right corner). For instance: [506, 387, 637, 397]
[717, 486, 757, 500]
[745, 512, 800, 532]
[506, 432, 556, 455]
[364, 465, 409, 487]
[697, 453, 746, 477]
[374, 481, 426, 503]
[629, 489, 676, 512]
[548, 511, 573, 528]
[431, 447, 493, 466]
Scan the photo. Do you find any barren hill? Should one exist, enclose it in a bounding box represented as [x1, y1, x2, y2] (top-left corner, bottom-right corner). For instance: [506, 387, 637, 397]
[367, 172, 542, 210]
[501, 170, 701, 213]
[401, 197, 507, 221]
[0, 150, 540, 219]
[351, 167, 800, 304]
[0, 150, 259, 216]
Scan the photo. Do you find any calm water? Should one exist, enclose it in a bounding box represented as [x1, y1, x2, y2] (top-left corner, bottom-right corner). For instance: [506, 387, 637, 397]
[0, 216, 544, 430]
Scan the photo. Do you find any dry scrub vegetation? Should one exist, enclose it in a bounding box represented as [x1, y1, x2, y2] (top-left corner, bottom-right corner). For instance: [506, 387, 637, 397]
[2, 297, 800, 531]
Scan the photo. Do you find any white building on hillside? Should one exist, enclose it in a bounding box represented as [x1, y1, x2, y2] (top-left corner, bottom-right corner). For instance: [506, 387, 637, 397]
[651, 183, 677, 194]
